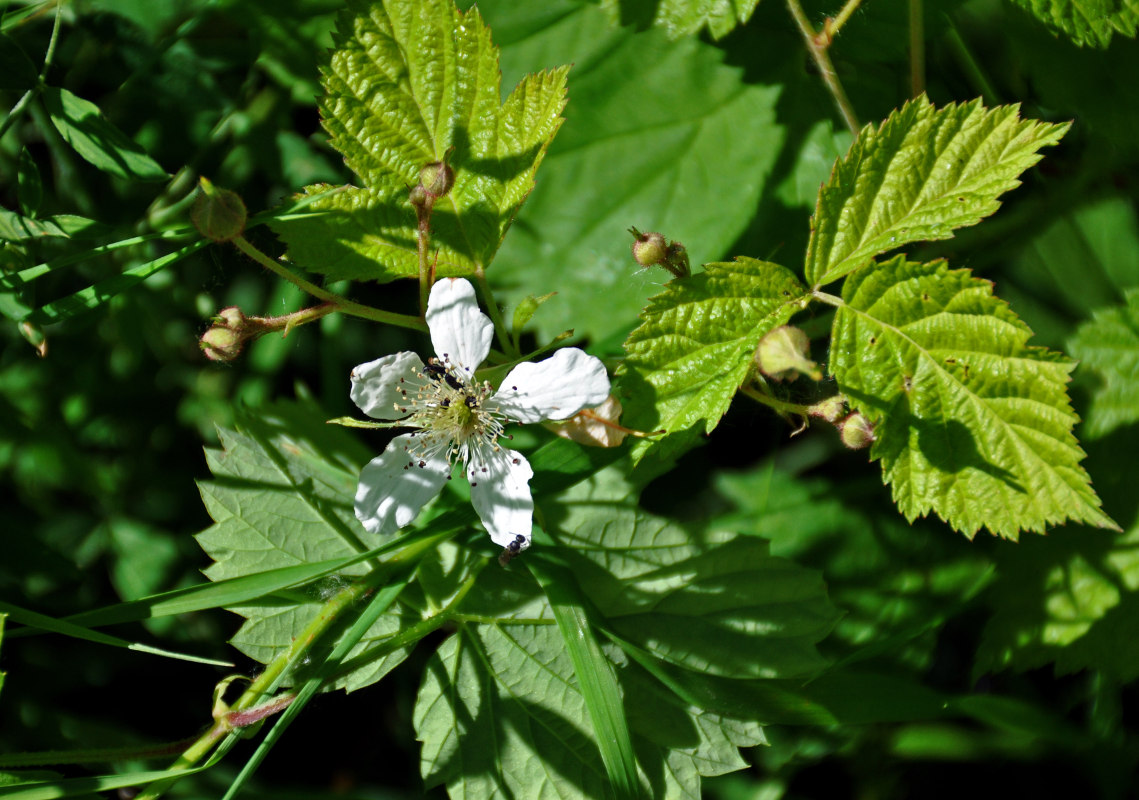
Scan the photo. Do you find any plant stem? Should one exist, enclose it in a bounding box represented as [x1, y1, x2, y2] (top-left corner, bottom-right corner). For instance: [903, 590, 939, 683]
[786, 0, 861, 137]
[474, 267, 520, 359]
[944, 20, 1001, 106]
[739, 383, 814, 418]
[232, 236, 427, 332]
[826, 0, 864, 39]
[134, 529, 450, 800]
[0, 5, 63, 142]
[415, 200, 433, 317]
[811, 289, 844, 308]
[909, 0, 925, 97]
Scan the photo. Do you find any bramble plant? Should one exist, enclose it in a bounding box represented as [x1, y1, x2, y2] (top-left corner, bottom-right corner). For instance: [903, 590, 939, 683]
[2, 0, 1138, 798]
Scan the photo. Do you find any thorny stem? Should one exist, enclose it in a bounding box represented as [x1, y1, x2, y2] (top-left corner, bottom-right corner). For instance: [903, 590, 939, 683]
[0, 5, 63, 142]
[415, 198, 433, 317]
[232, 236, 428, 333]
[786, 0, 861, 137]
[909, 0, 925, 97]
[825, 0, 864, 39]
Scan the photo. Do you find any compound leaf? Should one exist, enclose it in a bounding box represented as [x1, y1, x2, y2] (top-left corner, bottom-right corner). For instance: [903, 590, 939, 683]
[829, 257, 1116, 538]
[1068, 288, 1139, 439]
[272, 0, 568, 282]
[621, 258, 808, 463]
[805, 96, 1068, 288]
[1007, 0, 1139, 47]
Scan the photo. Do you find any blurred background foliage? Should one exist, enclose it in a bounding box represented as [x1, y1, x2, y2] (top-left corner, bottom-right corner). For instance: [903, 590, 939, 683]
[1, 0, 1137, 797]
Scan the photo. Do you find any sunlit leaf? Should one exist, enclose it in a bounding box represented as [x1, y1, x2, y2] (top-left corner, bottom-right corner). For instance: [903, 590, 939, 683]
[621, 258, 808, 463]
[805, 96, 1068, 287]
[829, 256, 1116, 538]
[272, 0, 568, 282]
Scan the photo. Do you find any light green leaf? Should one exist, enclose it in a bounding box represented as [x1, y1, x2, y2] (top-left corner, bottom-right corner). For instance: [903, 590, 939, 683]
[1068, 289, 1139, 438]
[1008, 0, 1139, 47]
[805, 96, 1069, 288]
[485, 0, 787, 343]
[829, 256, 1116, 538]
[272, 0, 568, 282]
[41, 86, 169, 182]
[414, 623, 766, 800]
[598, 0, 762, 39]
[621, 258, 808, 463]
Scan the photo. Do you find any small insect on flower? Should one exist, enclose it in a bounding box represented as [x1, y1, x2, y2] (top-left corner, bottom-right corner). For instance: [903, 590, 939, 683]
[350, 278, 611, 555]
[498, 534, 528, 567]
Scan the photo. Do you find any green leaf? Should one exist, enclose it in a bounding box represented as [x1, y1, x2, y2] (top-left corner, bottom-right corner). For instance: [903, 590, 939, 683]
[17, 148, 42, 217]
[805, 96, 1069, 288]
[621, 258, 808, 463]
[484, 0, 787, 343]
[547, 488, 838, 680]
[40, 86, 169, 182]
[598, 0, 762, 39]
[1007, 0, 1139, 47]
[1068, 289, 1139, 438]
[272, 0, 568, 282]
[0, 33, 36, 93]
[414, 622, 766, 800]
[195, 407, 416, 691]
[829, 256, 1116, 538]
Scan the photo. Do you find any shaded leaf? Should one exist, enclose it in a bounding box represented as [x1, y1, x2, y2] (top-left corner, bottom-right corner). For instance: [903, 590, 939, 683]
[621, 258, 808, 463]
[829, 256, 1115, 538]
[485, 0, 787, 342]
[599, 0, 762, 39]
[1008, 0, 1139, 47]
[41, 86, 168, 182]
[1068, 288, 1139, 438]
[977, 520, 1139, 682]
[272, 0, 568, 282]
[805, 96, 1068, 287]
[0, 33, 36, 92]
[414, 623, 765, 800]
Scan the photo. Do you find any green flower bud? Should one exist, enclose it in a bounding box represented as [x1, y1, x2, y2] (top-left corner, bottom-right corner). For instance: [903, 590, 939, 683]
[200, 306, 253, 362]
[418, 161, 455, 198]
[191, 177, 247, 242]
[839, 412, 876, 450]
[629, 227, 668, 268]
[755, 326, 822, 382]
[808, 394, 846, 423]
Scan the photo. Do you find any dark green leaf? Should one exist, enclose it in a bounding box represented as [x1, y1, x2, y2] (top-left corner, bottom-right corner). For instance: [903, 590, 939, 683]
[41, 86, 169, 182]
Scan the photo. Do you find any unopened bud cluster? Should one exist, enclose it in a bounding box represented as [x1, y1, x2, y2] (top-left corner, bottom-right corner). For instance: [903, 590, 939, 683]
[628, 227, 690, 278]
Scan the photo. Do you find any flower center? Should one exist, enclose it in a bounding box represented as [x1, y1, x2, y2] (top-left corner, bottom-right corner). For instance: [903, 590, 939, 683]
[396, 359, 508, 470]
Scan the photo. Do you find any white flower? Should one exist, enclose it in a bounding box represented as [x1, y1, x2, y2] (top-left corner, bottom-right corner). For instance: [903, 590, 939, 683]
[350, 278, 610, 553]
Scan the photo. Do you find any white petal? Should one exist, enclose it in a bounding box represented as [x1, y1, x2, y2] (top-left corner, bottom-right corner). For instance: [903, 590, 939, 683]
[350, 351, 426, 420]
[468, 448, 534, 549]
[355, 433, 452, 535]
[426, 278, 494, 374]
[491, 348, 611, 423]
